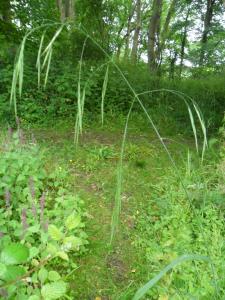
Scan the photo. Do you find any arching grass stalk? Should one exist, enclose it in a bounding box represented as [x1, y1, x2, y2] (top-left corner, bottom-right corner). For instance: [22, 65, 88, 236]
[10, 23, 219, 297]
[74, 37, 88, 146]
[110, 100, 135, 242]
[112, 88, 218, 297]
[77, 29, 218, 294]
[101, 64, 109, 126]
[136, 89, 208, 161]
[167, 89, 208, 161]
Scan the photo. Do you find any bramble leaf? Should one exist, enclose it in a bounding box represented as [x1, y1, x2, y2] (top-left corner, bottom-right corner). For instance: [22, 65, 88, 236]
[38, 267, 48, 283]
[41, 281, 67, 299]
[48, 270, 61, 282]
[48, 225, 63, 241]
[65, 214, 81, 230]
[1, 243, 29, 265]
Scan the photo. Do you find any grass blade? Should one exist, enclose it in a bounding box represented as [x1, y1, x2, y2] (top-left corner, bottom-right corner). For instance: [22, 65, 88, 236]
[18, 42, 25, 98]
[133, 255, 210, 300]
[110, 99, 135, 242]
[36, 32, 45, 89]
[101, 65, 109, 126]
[44, 48, 52, 89]
[74, 37, 88, 146]
[42, 25, 64, 55]
[187, 105, 199, 154]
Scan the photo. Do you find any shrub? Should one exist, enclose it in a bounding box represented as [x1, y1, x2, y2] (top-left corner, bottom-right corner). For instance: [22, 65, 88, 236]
[0, 129, 88, 299]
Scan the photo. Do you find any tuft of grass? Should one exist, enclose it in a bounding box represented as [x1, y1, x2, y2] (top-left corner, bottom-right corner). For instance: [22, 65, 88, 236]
[133, 254, 210, 300]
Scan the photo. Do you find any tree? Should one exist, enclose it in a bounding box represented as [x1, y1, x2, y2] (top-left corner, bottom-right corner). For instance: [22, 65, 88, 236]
[148, 0, 163, 72]
[124, 0, 137, 59]
[159, 0, 177, 60]
[179, 3, 191, 77]
[56, 0, 75, 21]
[199, 0, 216, 66]
[131, 0, 142, 63]
[0, 0, 11, 23]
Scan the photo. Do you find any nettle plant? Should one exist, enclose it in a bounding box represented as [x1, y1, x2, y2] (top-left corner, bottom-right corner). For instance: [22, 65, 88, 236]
[0, 129, 87, 299]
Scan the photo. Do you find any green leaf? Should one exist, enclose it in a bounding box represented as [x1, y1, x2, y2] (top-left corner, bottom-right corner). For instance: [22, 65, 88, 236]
[1, 265, 26, 281]
[48, 225, 63, 241]
[41, 281, 67, 299]
[28, 296, 40, 300]
[0, 263, 7, 277]
[46, 243, 58, 255]
[1, 243, 29, 265]
[48, 271, 61, 282]
[65, 214, 81, 230]
[38, 267, 48, 283]
[29, 247, 39, 259]
[63, 236, 82, 250]
[28, 225, 40, 233]
[56, 251, 69, 261]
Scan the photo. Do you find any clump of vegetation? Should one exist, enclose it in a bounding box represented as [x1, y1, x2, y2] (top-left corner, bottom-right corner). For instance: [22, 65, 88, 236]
[0, 0, 225, 299]
[0, 130, 87, 299]
[134, 166, 225, 299]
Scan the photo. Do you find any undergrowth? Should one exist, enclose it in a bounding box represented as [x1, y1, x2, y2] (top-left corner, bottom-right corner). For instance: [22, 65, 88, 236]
[0, 130, 88, 299]
[134, 163, 225, 299]
[0, 22, 224, 299]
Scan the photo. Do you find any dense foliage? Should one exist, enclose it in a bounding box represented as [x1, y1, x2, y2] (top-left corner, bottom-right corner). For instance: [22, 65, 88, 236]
[0, 0, 225, 130]
[0, 0, 225, 299]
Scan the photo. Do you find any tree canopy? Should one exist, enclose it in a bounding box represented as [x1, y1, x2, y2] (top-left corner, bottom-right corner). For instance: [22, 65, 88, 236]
[0, 0, 225, 76]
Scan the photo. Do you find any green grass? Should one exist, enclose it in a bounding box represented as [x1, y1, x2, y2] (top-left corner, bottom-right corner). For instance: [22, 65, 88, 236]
[6, 23, 224, 296]
[23, 115, 224, 299]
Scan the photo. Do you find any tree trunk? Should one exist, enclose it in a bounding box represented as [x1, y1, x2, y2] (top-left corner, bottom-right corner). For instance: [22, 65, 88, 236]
[159, 0, 176, 57]
[179, 6, 191, 77]
[148, 0, 163, 73]
[0, 0, 11, 23]
[124, 1, 137, 59]
[56, 0, 75, 21]
[131, 0, 142, 63]
[169, 51, 177, 79]
[65, 0, 75, 19]
[199, 0, 215, 66]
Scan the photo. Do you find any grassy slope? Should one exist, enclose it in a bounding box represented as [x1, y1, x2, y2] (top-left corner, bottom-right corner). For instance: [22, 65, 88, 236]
[31, 117, 194, 299]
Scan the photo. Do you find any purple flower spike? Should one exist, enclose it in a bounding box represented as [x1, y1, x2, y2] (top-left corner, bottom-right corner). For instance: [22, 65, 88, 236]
[43, 219, 49, 232]
[4, 189, 11, 208]
[21, 208, 28, 232]
[40, 192, 46, 223]
[29, 177, 35, 199]
[31, 202, 37, 218]
[29, 177, 37, 217]
[21, 208, 28, 240]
